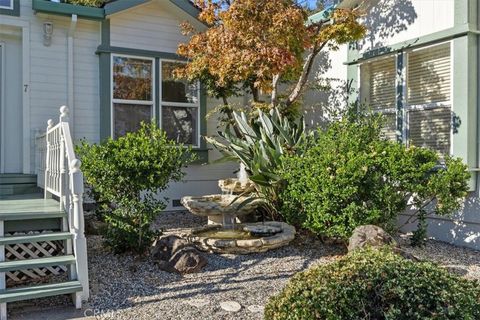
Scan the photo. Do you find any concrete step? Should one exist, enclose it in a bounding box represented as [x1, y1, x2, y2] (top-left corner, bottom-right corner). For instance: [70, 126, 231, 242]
[0, 281, 82, 304]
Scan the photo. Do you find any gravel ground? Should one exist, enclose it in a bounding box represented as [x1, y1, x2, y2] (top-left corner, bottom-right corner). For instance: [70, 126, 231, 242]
[8, 211, 480, 320]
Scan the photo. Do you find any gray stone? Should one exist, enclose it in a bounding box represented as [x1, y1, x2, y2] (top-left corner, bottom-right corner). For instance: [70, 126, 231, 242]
[348, 225, 396, 252]
[247, 305, 264, 313]
[169, 247, 208, 274]
[151, 235, 207, 274]
[151, 235, 189, 261]
[220, 301, 241, 312]
[186, 298, 209, 308]
[243, 224, 281, 236]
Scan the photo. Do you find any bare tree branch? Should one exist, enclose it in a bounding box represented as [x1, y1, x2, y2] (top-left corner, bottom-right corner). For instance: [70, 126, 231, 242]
[286, 41, 327, 107]
[271, 73, 281, 107]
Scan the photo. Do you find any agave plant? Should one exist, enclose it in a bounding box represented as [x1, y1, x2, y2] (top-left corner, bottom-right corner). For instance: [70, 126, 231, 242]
[205, 108, 307, 218]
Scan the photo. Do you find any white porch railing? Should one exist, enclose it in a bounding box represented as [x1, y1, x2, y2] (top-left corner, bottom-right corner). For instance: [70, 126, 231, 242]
[36, 106, 89, 301]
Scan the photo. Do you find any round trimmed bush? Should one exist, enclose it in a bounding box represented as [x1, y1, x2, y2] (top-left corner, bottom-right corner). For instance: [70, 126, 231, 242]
[265, 248, 480, 320]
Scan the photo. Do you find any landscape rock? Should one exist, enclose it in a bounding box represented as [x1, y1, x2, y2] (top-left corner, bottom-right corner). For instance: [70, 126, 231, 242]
[348, 225, 397, 252]
[151, 235, 207, 274]
[220, 301, 242, 312]
[247, 305, 264, 313]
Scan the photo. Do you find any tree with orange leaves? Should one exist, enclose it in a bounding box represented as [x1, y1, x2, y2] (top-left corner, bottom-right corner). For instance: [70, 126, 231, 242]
[177, 0, 366, 124]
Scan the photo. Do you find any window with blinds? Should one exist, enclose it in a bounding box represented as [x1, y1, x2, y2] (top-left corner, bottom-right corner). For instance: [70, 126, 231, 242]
[361, 56, 397, 140]
[407, 43, 451, 105]
[368, 56, 396, 111]
[406, 42, 451, 155]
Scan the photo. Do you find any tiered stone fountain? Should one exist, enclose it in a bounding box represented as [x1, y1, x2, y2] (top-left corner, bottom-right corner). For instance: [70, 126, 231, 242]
[181, 164, 295, 254]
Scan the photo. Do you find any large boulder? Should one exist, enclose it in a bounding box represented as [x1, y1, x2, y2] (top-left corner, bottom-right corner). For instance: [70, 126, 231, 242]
[348, 225, 396, 252]
[151, 235, 207, 274]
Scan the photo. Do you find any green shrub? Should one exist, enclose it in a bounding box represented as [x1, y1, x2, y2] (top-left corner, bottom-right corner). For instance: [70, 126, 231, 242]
[265, 247, 480, 320]
[278, 108, 469, 243]
[76, 122, 194, 253]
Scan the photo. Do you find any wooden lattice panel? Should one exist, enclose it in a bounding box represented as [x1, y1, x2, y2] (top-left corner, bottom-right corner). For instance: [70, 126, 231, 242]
[5, 231, 67, 285]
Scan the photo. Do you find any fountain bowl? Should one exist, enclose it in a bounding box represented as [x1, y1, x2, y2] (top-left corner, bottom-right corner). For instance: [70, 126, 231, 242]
[181, 194, 264, 224]
[218, 178, 255, 194]
[186, 221, 296, 254]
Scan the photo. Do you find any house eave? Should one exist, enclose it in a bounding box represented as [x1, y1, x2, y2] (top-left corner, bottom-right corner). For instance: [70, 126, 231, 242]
[32, 0, 200, 22]
[32, 0, 104, 20]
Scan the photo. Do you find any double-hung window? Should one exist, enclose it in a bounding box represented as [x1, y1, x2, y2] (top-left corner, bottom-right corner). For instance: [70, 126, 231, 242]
[161, 61, 200, 147]
[0, 0, 18, 16]
[360, 55, 397, 140]
[111, 56, 201, 147]
[360, 41, 452, 155]
[406, 42, 451, 155]
[112, 55, 154, 138]
[0, 0, 12, 9]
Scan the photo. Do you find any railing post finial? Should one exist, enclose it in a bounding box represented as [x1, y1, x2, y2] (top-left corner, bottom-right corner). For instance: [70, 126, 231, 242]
[70, 159, 82, 172]
[60, 105, 69, 122]
[47, 119, 54, 130]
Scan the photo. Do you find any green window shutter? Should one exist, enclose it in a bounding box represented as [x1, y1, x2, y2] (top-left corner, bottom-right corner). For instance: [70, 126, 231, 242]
[406, 43, 452, 155]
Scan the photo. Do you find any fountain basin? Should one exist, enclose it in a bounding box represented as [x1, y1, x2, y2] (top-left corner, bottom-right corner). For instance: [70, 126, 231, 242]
[181, 194, 264, 225]
[187, 222, 296, 254]
[218, 178, 255, 194]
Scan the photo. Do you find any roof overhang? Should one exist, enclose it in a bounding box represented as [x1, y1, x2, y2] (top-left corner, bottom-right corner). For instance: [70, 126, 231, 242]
[32, 0, 200, 21]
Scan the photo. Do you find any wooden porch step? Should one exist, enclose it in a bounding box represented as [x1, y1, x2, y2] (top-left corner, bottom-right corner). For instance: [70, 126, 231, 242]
[0, 211, 66, 221]
[0, 174, 37, 185]
[0, 255, 76, 273]
[0, 281, 82, 304]
[0, 232, 72, 245]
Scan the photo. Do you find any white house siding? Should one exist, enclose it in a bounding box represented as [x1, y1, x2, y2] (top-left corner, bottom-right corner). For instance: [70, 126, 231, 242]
[109, 1, 236, 210]
[4, 1, 101, 172]
[72, 20, 101, 143]
[357, 0, 454, 54]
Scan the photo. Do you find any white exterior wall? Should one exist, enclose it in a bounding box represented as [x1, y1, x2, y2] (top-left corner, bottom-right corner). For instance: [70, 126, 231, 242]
[357, 0, 454, 53]
[1, 0, 101, 172]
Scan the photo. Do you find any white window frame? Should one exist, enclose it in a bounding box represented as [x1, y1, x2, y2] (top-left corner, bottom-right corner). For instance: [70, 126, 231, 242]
[0, 0, 13, 10]
[160, 59, 201, 148]
[404, 41, 453, 155]
[110, 54, 155, 138]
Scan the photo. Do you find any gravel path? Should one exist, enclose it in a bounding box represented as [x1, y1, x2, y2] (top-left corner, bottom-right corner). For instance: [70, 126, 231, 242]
[8, 211, 480, 320]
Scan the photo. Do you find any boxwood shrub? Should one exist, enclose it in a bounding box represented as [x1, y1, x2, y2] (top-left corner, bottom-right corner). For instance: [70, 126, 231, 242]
[265, 248, 480, 320]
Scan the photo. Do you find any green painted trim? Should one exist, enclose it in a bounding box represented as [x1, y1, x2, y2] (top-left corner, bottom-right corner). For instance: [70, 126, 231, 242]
[154, 58, 160, 121]
[169, 0, 201, 20]
[101, 16, 110, 45]
[96, 46, 185, 61]
[191, 150, 208, 164]
[0, 281, 82, 304]
[99, 20, 111, 141]
[104, 0, 150, 16]
[453, 0, 476, 26]
[32, 0, 104, 20]
[346, 25, 472, 65]
[0, 0, 19, 17]
[395, 52, 404, 143]
[452, 34, 477, 191]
